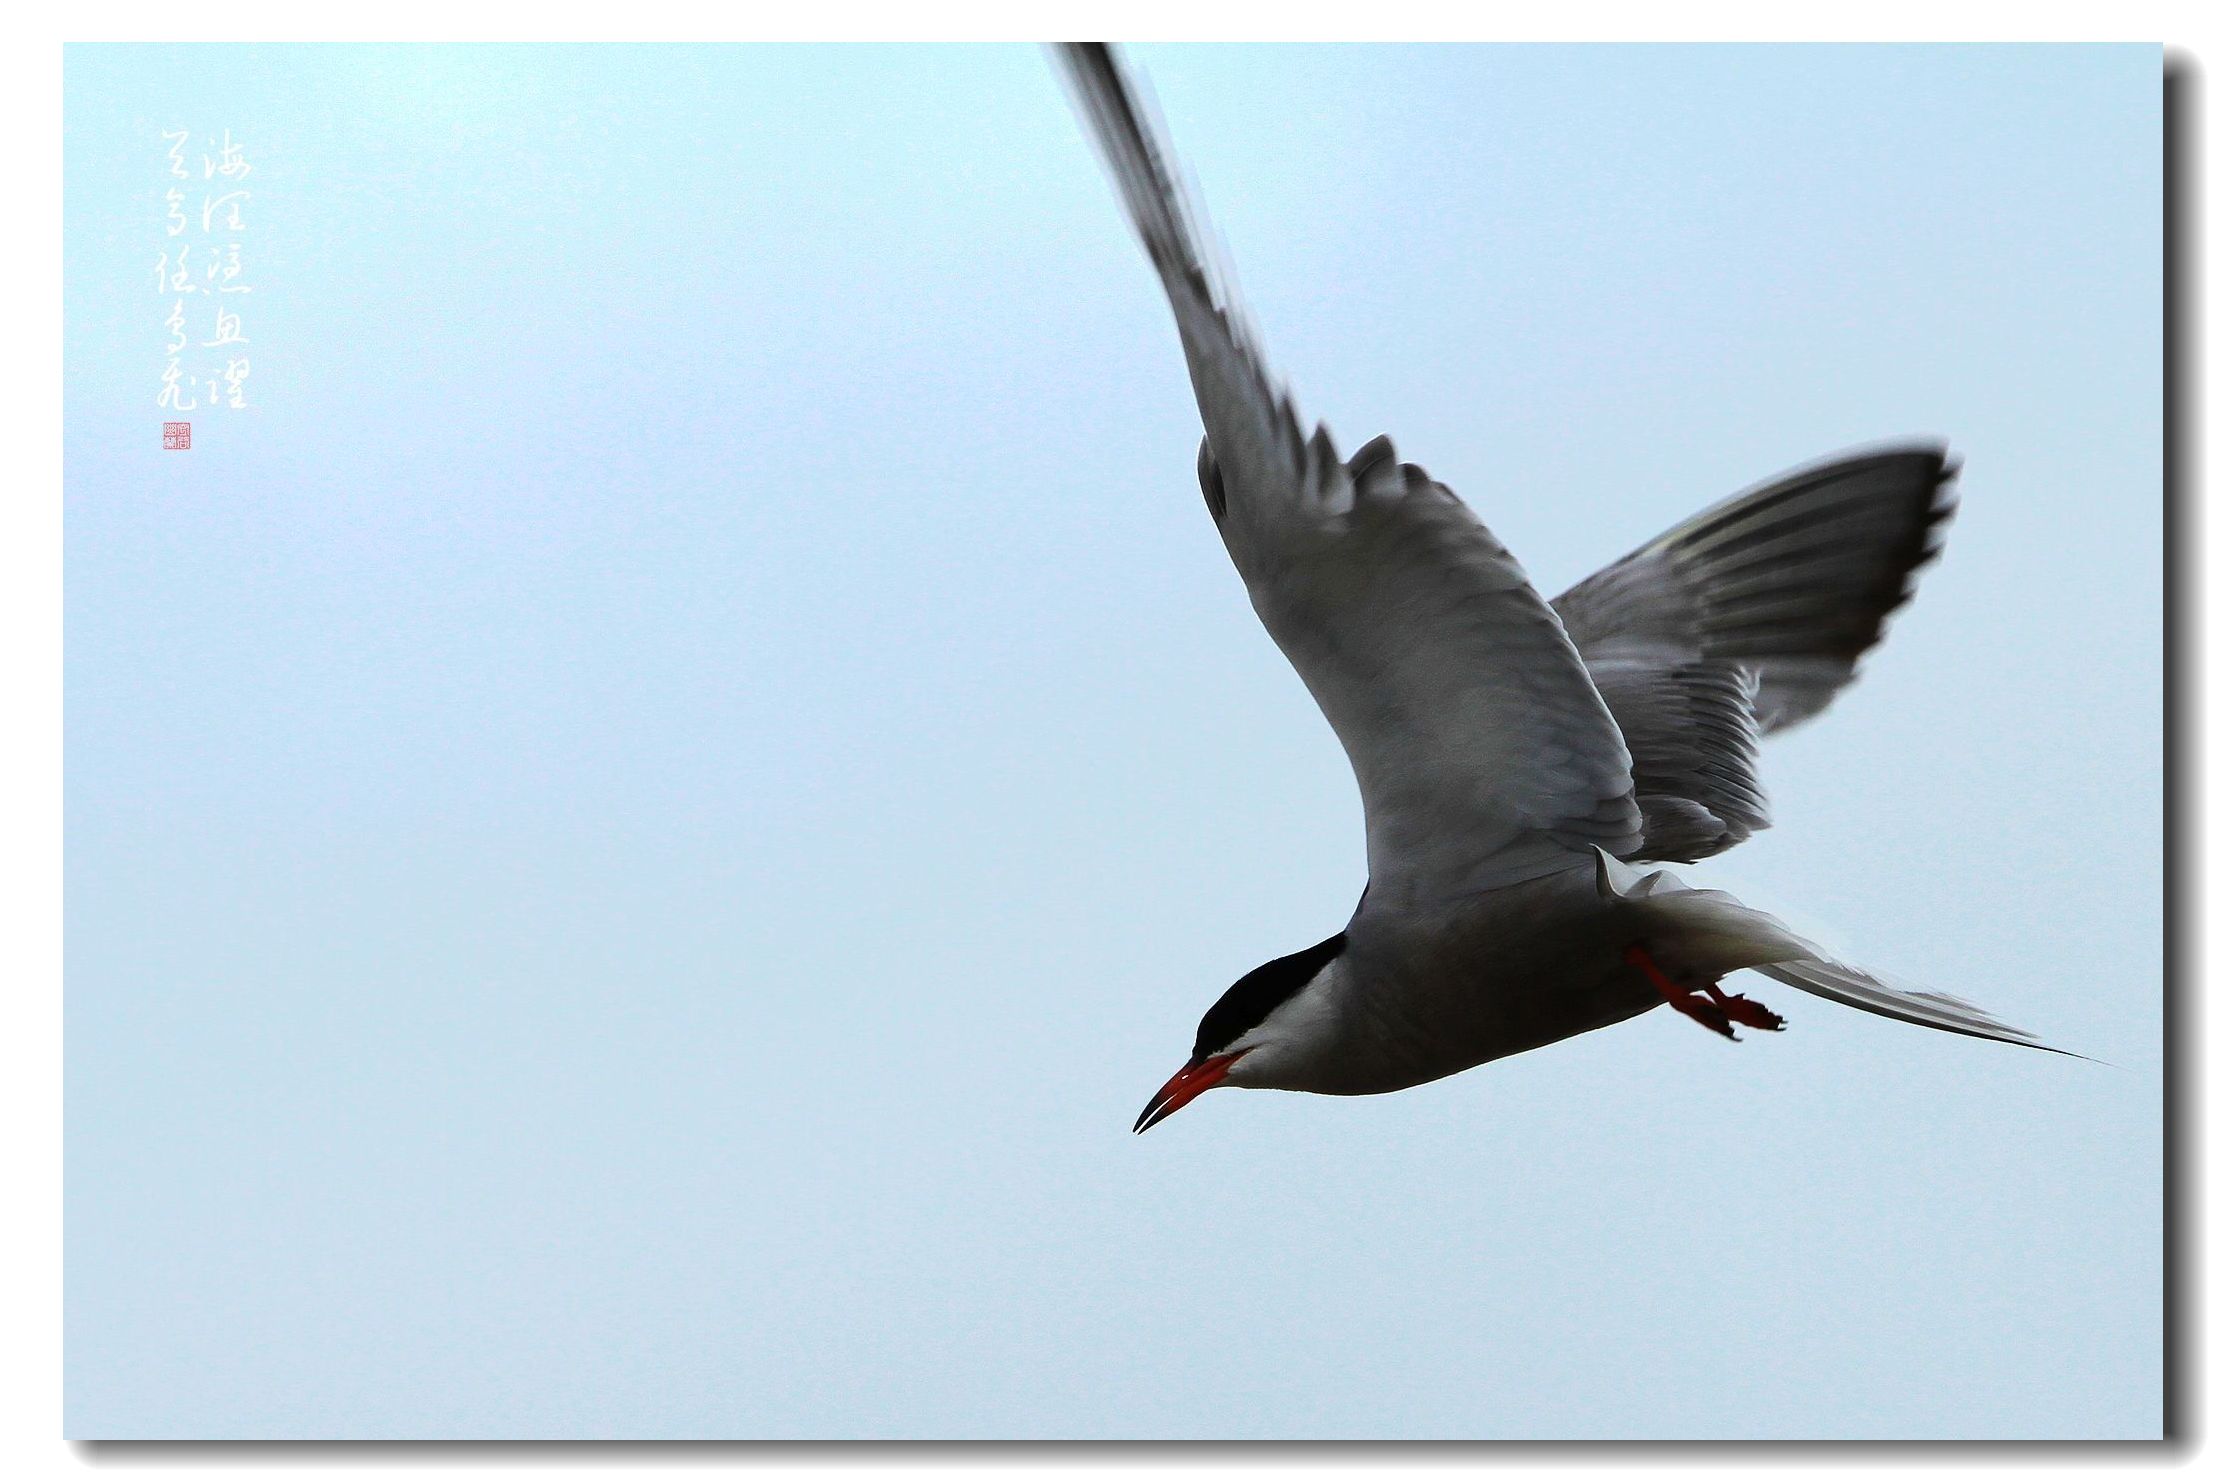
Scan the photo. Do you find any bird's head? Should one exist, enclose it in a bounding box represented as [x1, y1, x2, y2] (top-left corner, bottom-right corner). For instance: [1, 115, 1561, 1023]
[1133, 931, 1348, 1132]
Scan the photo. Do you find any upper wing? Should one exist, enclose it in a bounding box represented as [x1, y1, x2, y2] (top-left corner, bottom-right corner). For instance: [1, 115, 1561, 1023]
[1554, 447, 1957, 862]
[1557, 447, 1957, 733]
[1586, 657, 1767, 863]
[1058, 44, 1641, 895]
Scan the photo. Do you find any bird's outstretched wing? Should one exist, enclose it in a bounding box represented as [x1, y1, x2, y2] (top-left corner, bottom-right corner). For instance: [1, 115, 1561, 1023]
[1058, 43, 1641, 896]
[1554, 447, 1957, 862]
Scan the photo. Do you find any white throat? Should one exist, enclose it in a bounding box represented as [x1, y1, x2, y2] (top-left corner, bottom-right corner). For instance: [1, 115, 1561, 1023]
[1220, 958, 1347, 1089]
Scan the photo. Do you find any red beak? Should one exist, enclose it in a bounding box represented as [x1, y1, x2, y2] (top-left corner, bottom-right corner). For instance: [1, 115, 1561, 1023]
[1133, 1051, 1246, 1134]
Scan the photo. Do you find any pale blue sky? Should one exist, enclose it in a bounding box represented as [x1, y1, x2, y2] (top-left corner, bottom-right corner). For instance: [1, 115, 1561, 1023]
[65, 44, 2161, 1439]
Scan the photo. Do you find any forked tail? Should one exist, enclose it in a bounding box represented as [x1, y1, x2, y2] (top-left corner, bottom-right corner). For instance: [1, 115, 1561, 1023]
[1594, 848, 2068, 1055]
[1745, 958, 2067, 1054]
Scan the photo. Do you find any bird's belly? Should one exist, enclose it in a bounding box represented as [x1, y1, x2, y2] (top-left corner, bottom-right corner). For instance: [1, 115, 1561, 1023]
[1331, 881, 1662, 1094]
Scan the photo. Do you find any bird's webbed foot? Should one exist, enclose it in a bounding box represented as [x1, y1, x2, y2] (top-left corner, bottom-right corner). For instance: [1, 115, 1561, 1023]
[1704, 983, 1786, 1032]
[1623, 944, 1783, 1040]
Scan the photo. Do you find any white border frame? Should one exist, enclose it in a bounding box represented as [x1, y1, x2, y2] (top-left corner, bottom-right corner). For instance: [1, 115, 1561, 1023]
[10, 6, 2207, 1476]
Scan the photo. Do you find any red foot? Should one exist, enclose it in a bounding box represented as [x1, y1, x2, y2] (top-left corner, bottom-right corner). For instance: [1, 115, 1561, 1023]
[1705, 984, 1786, 1032]
[1623, 945, 1783, 1039]
[1623, 944, 1735, 1039]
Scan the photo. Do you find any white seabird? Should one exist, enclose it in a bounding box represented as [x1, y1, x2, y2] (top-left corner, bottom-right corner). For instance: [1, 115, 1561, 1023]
[1049, 44, 2061, 1133]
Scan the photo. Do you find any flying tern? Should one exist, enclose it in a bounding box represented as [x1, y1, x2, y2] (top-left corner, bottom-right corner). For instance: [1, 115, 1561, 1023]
[1050, 44, 2059, 1134]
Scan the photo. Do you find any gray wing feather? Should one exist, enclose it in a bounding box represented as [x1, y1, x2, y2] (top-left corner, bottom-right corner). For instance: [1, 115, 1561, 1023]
[1058, 45, 1643, 894]
[1556, 446, 1956, 862]
[1289, 439, 1643, 893]
[1053, 42, 1311, 564]
[1557, 446, 1956, 732]
[1587, 660, 1767, 863]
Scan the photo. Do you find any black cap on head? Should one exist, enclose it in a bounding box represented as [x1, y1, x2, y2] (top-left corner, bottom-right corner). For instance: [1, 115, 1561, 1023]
[1191, 931, 1347, 1062]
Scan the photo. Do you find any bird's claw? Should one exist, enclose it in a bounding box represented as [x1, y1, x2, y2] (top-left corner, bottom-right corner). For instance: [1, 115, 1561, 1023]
[1708, 988, 1785, 1032]
[1669, 990, 1739, 1039]
[1624, 944, 1782, 1040]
